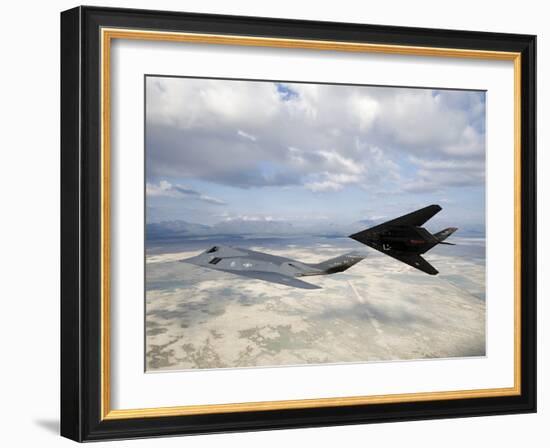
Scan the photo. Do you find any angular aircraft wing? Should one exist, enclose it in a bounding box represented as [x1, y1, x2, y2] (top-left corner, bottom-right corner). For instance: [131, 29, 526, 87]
[362, 204, 442, 233]
[217, 269, 321, 290]
[383, 251, 439, 275]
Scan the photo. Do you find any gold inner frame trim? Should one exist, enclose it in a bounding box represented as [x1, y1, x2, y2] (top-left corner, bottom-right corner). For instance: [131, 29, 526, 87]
[100, 27, 522, 421]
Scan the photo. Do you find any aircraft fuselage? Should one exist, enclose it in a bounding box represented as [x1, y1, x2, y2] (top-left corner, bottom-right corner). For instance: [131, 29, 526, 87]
[360, 225, 439, 255]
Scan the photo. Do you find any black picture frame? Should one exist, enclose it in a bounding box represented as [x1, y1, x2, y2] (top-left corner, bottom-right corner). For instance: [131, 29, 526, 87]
[61, 5, 536, 442]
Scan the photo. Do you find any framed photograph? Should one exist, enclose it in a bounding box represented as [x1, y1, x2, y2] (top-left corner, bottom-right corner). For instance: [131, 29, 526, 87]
[60, 6, 536, 441]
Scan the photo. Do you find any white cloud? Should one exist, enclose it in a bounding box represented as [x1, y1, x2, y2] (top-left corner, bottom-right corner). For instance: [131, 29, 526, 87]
[350, 95, 379, 130]
[222, 214, 278, 222]
[146, 180, 175, 197]
[317, 150, 364, 175]
[146, 180, 226, 205]
[403, 155, 485, 193]
[146, 77, 485, 195]
[237, 130, 257, 141]
[305, 171, 363, 192]
[147, 77, 279, 129]
[368, 88, 485, 158]
[306, 179, 347, 192]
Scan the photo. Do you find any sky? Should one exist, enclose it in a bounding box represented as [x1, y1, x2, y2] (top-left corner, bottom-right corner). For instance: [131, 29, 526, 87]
[145, 76, 486, 235]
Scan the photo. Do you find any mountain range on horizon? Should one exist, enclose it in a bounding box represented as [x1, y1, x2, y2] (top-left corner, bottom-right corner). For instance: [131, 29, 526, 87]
[146, 217, 485, 241]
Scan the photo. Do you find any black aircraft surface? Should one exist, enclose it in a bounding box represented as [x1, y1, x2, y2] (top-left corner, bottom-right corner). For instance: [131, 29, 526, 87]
[349, 204, 457, 275]
[181, 205, 457, 288]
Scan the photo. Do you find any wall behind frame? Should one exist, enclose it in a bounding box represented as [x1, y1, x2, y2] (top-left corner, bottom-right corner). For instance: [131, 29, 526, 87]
[0, 0, 545, 447]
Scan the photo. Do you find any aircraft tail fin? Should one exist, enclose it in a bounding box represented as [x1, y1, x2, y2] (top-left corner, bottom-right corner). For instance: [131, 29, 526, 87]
[312, 252, 366, 274]
[434, 227, 458, 244]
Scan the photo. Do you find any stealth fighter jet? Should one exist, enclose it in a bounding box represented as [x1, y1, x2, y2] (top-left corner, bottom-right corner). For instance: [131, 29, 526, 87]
[349, 204, 457, 275]
[181, 246, 366, 290]
[180, 204, 457, 288]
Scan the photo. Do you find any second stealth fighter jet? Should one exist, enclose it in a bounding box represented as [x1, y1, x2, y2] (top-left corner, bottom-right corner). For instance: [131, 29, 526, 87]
[349, 204, 457, 275]
[181, 246, 366, 289]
